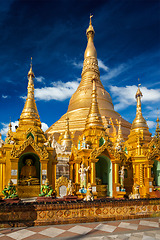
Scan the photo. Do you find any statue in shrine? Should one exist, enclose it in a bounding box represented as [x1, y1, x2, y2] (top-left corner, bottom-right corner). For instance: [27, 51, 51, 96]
[78, 163, 90, 189]
[67, 180, 74, 196]
[0, 134, 4, 148]
[2, 179, 18, 199]
[81, 135, 87, 149]
[19, 159, 39, 185]
[51, 136, 66, 154]
[119, 166, 125, 191]
[84, 183, 94, 201]
[129, 183, 140, 199]
[44, 135, 52, 147]
[39, 178, 53, 197]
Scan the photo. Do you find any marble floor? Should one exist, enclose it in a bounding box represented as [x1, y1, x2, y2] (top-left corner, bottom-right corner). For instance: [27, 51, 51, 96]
[0, 217, 160, 239]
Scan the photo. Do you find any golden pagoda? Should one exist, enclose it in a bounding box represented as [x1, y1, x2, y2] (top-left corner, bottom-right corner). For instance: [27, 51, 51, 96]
[46, 16, 131, 143]
[0, 59, 56, 198]
[0, 17, 160, 201]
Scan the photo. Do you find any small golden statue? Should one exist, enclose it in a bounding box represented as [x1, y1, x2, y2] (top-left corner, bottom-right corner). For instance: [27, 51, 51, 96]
[67, 180, 74, 196]
[78, 163, 89, 189]
[2, 179, 18, 199]
[39, 178, 53, 197]
[19, 159, 39, 185]
[84, 183, 94, 201]
[129, 183, 140, 199]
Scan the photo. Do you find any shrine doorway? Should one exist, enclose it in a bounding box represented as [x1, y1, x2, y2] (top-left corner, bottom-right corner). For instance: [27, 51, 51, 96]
[18, 152, 41, 198]
[96, 155, 112, 197]
[152, 160, 160, 186]
[18, 152, 40, 181]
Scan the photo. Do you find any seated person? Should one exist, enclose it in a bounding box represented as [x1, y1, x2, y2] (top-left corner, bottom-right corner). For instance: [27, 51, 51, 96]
[19, 159, 39, 185]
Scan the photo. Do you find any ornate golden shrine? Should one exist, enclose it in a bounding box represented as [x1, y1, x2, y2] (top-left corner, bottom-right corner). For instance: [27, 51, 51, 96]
[0, 60, 56, 198]
[0, 17, 160, 200]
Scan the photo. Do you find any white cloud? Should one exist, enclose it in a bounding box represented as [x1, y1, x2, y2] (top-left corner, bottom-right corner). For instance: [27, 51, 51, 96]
[20, 96, 27, 100]
[101, 63, 127, 81]
[2, 95, 9, 99]
[41, 122, 48, 132]
[147, 121, 156, 129]
[35, 76, 45, 83]
[110, 85, 160, 111]
[35, 80, 79, 101]
[98, 59, 109, 71]
[0, 121, 19, 136]
[71, 60, 83, 69]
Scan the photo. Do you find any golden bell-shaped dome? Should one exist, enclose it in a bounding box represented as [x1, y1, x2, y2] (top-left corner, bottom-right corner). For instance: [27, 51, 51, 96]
[46, 17, 131, 141]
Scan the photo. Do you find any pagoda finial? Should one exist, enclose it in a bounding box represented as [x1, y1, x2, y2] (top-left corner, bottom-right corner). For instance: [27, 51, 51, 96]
[89, 14, 93, 25]
[131, 83, 148, 130]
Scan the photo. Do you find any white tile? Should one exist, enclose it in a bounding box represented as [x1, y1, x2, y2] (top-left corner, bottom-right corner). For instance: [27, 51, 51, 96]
[140, 220, 152, 226]
[124, 233, 131, 236]
[108, 236, 118, 239]
[139, 220, 159, 228]
[127, 224, 138, 230]
[149, 222, 159, 228]
[94, 224, 117, 233]
[68, 225, 92, 235]
[83, 237, 104, 240]
[142, 235, 156, 240]
[7, 229, 36, 240]
[118, 222, 130, 228]
[155, 234, 160, 239]
[39, 227, 65, 238]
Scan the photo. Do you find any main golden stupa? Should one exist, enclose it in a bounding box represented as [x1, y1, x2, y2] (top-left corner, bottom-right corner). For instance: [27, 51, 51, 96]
[46, 16, 131, 142]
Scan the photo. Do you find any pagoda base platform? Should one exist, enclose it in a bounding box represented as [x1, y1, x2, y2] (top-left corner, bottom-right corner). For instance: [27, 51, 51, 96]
[0, 198, 160, 228]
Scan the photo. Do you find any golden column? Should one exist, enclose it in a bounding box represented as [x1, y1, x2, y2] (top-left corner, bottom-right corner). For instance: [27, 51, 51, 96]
[69, 162, 74, 181]
[90, 158, 98, 185]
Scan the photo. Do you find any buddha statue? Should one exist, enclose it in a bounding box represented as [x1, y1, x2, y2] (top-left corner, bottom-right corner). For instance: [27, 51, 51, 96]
[19, 159, 39, 185]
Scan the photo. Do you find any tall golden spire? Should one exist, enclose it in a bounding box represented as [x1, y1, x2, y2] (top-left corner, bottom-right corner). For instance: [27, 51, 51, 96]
[7, 118, 12, 137]
[20, 58, 40, 122]
[117, 119, 123, 141]
[155, 110, 160, 138]
[131, 84, 148, 130]
[61, 117, 72, 151]
[85, 75, 103, 129]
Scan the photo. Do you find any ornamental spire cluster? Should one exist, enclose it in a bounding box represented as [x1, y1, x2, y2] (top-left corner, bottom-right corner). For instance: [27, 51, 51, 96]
[131, 84, 148, 131]
[20, 58, 40, 122]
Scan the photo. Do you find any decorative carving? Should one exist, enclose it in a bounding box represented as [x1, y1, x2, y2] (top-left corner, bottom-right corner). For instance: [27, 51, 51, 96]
[10, 136, 48, 159]
[55, 176, 69, 197]
[51, 136, 66, 154]
[82, 57, 100, 76]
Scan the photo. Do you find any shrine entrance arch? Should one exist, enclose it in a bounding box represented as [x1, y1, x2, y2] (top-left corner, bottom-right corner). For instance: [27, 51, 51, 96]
[152, 159, 160, 186]
[96, 155, 112, 197]
[18, 152, 40, 182]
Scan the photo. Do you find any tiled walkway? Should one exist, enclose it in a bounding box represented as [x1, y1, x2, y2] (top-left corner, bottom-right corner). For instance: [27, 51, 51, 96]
[0, 218, 160, 239]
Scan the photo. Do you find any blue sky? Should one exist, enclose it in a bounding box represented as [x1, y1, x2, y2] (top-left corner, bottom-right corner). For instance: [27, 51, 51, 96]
[0, 0, 160, 139]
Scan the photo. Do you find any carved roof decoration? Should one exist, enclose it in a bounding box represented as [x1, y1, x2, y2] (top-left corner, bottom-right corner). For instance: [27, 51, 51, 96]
[90, 139, 114, 159]
[90, 137, 128, 163]
[11, 136, 48, 159]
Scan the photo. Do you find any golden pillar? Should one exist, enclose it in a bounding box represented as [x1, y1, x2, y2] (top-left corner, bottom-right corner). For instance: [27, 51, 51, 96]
[114, 163, 119, 184]
[69, 163, 73, 181]
[0, 163, 4, 196]
[52, 162, 56, 190]
[75, 162, 80, 183]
